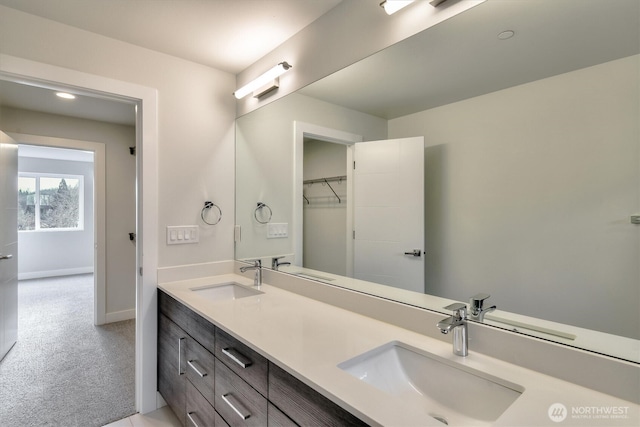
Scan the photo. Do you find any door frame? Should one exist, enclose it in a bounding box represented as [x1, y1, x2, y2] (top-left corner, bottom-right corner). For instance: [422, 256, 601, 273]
[0, 53, 159, 414]
[293, 122, 362, 271]
[11, 134, 107, 325]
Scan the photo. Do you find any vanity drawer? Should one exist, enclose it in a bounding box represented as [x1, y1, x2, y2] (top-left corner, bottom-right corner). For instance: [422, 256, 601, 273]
[215, 358, 268, 427]
[269, 362, 367, 427]
[268, 402, 298, 427]
[188, 309, 216, 351]
[159, 289, 216, 351]
[215, 328, 268, 396]
[215, 410, 230, 427]
[159, 289, 191, 331]
[186, 379, 216, 427]
[186, 336, 216, 405]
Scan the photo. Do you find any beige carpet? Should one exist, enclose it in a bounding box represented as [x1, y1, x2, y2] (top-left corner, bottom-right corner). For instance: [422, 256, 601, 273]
[0, 274, 135, 426]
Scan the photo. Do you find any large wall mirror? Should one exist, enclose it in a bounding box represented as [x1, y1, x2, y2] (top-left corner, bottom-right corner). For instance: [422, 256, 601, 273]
[236, 0, 639, 363]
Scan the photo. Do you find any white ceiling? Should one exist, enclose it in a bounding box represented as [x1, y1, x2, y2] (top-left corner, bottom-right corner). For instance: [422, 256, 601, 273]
[0, 0, 343, 125]
[0, 0, 343, 74]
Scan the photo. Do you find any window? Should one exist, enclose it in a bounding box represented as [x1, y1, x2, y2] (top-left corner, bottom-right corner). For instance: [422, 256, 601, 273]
[18, 174, 84, 231]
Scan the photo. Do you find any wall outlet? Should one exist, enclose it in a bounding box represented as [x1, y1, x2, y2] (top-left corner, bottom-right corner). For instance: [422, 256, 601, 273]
[267, 223, 288, 239]
[167, 225, 199, 245]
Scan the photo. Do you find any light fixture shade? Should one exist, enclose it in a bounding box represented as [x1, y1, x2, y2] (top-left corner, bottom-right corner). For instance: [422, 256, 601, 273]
[380, 0, 414, 15]
[234, 62, 292, 99]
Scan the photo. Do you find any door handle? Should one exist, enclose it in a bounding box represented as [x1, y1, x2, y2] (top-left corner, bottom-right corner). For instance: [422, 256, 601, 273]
[0, 254, 13, 260]
[404, 249, 422, 257]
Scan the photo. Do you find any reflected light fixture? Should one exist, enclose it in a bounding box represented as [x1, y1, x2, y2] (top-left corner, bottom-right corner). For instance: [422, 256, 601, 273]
[380, 0, 414, 15]
[233, 62, 292, 99]
[56, 92, 76, 99]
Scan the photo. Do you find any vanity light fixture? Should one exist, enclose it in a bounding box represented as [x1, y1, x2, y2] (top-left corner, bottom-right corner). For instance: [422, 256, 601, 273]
[380, 0, 449, 15]
[380, 0, 414, 15]
[56, 92, 76, 99]
[233, 62, 292, 99]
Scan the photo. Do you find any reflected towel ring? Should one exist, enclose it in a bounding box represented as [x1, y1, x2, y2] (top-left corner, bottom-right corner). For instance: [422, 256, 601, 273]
[201, 201, 222, 225]
[254, 202, 272, 224]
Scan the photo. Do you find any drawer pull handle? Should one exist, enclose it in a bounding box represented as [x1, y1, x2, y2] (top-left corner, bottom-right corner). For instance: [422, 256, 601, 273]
[221, 393, 251, 420]
[187, 360, 207, 377]
[178, 337, 186, 375]
[186, 411, 201, 427]
[222, 347, 252, 368]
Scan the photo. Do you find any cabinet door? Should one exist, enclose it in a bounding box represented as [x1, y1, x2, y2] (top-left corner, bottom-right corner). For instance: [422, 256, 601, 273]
[269, 362, 367, 427]
[158, 313, 187, 426]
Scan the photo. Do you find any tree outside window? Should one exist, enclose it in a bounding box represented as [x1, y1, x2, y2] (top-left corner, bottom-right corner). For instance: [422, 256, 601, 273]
[18, 174, 83, 231]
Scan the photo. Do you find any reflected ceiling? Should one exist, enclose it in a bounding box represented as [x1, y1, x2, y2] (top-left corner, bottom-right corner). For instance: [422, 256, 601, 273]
[299, 0, 639, 119]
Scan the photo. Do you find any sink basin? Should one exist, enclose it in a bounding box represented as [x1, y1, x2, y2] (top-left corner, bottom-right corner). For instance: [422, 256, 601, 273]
[338, 341, 523, 425]
[190, 282, 263, 301]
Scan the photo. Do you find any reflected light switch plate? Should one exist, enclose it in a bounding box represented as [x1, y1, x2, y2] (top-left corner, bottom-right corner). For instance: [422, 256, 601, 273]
[267, 223, 288, 239]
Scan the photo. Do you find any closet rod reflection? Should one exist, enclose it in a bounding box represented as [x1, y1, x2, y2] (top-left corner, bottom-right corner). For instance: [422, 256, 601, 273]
[303, 175, 347, 185]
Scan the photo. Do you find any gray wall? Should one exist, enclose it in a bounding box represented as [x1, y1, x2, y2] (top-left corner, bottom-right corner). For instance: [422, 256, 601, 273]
[388, 55, 639, 339]
[17, 156, 94, 279]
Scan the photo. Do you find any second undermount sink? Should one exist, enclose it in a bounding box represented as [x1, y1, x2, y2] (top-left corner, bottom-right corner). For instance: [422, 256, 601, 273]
[338, 341, 524, 426]
[190, 282, 264, 301]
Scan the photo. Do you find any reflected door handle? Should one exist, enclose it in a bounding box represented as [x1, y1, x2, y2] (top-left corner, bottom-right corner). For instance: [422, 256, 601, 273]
[404, 249, 422, 257]
[0, 254, 13, 260]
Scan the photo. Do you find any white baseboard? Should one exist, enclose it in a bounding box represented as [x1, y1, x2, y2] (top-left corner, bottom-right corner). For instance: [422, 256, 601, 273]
[156, 392, 167, 409]
[105, 308, 135, 323]
[18, 267, 94, 281]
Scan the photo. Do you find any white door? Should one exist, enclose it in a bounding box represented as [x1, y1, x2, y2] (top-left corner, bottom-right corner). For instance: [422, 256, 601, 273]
[0, 131, 18, 361]
[353, 136, 424, 292]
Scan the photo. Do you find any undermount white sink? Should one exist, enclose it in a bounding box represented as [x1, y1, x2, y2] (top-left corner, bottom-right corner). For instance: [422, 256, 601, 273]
[338, 341, 524, 426]
[190, 282, 263, 301]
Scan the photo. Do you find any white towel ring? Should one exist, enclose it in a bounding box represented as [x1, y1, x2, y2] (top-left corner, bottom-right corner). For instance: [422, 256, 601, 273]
[254, 202, 272, 224]
[201, 201, 222, 225]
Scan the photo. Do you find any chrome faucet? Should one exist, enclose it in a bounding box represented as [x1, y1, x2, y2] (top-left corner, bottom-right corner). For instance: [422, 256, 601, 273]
[437, 303, 468, 356]
[271, 256, 291, 271]
[469, 293, 496, 321]
[239, 260, 262, 288]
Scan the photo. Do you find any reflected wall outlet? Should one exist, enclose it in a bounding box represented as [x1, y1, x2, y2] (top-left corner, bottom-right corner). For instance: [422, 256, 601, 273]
[267, 223, 288, 238]
[167, 225, 199, 245]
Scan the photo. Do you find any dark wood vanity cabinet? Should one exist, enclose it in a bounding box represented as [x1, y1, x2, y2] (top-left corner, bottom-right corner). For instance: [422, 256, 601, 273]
[158, 289, 368, 427]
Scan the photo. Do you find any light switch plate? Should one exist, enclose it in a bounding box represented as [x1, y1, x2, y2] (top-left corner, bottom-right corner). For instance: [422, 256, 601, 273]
[167, 225, 199, 245]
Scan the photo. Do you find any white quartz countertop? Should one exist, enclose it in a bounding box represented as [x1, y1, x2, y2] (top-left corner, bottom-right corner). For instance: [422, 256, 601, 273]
[159, 274, 639, 427]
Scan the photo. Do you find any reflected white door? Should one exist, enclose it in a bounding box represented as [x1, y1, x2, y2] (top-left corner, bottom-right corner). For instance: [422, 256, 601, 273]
[0, 131, 18, 361]
[353, 136, 424, 292]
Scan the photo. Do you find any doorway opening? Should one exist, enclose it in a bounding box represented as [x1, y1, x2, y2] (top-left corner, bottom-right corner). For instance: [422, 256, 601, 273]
[302, 137, 349, 276]
[0, 54, 159, 414]
[0, 138, 137, 425]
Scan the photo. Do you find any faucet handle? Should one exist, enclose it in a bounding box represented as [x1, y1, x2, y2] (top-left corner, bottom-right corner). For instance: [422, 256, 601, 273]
[470, 293, 490, 310]
[444, 302, 467, 319]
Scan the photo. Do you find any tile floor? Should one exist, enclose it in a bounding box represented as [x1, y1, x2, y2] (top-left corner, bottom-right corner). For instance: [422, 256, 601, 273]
[103, 406, 181, 427]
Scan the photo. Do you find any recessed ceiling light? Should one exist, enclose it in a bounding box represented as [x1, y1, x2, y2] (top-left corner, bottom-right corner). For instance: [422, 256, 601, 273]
[56, 92, 76, 99]
[497, 30, 515, 40]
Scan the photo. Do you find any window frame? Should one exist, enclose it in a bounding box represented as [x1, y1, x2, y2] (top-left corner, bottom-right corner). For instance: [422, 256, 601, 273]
[18, 172, 85, 232]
